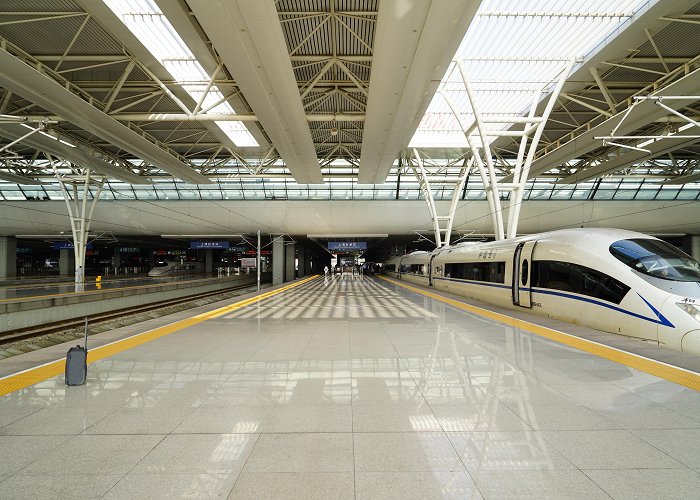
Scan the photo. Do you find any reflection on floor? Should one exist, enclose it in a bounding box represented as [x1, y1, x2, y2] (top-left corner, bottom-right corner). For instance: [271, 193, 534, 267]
[1, 275, 700, 499]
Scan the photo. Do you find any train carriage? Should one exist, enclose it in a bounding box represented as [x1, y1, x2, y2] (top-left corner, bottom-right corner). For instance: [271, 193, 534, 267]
[384, 228, 700, 354]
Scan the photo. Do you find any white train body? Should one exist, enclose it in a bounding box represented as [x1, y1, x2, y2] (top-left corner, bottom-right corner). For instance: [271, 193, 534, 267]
[384, 228, 700, 355]
[148, 260, 204, 277]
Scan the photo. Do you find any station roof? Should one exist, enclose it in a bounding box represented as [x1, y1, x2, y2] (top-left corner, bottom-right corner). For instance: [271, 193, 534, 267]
[0, 0, 698, 201]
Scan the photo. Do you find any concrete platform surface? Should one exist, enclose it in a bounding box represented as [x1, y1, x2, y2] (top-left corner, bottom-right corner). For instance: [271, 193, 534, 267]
[0, 275, 699, 499]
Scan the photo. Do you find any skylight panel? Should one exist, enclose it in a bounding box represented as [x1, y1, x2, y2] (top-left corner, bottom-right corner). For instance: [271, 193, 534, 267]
[410, 0, 650, 148]
[104, 0, 258, 147]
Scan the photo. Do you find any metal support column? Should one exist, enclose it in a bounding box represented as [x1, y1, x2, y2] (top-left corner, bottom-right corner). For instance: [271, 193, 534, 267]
[285, 242, 296, 282]
[0, 236, 16, 278]
[205, 249, 213, 274]
[52, 164, 104, 284]
[256, 230, 261, 291]
[440, 58, 574, 240]
[410, 149, 471, 247]
[272, 235, 284, 286]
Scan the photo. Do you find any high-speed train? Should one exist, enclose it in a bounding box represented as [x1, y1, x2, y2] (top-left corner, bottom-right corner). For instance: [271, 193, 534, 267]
[148, 260, 204, 277]
[383, 228, 700, 355]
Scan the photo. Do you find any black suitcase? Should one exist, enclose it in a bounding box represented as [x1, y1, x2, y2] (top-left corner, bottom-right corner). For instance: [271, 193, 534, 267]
[65, 345, 87, 386]
[65, 317, 89, 386]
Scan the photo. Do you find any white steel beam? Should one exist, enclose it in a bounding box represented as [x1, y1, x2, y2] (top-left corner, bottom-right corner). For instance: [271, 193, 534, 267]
[504, 65, 700, 183]
[359, 0, 479, 184]
[189, 0, 323, 184]
[0, 47, 209, 184]
[557, 134, 700, 185]
[0, 123, 150, 184]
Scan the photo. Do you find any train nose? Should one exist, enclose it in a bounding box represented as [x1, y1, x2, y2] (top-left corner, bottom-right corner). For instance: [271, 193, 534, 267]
[681, 330, 700, 355]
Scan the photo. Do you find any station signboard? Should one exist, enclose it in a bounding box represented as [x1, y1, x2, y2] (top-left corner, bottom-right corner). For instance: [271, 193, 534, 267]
[240, 257, 257, 268]
[53, 242, 92, 250]
[245, 249, 271, 255]
[190, 240, 230, 250]
[328, 241, 366, 251]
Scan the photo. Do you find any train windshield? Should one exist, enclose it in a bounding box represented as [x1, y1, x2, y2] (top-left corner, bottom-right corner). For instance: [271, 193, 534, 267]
[610, 239, 700, 282]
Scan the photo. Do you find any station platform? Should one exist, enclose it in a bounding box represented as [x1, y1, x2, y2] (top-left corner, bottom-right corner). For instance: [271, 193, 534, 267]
[0, 274, 235, 302]
[0, 273, 269, 334]
[1, 274, 699, 499]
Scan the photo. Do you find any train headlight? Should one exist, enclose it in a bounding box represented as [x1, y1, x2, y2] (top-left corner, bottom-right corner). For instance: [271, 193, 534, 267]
[676, 302, 700, 322]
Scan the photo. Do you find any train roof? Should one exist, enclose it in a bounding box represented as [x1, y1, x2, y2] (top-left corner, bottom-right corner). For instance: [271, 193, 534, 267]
[384, 228, 660, 263]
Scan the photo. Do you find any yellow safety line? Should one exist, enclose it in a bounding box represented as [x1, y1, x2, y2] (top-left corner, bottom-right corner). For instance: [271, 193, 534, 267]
[379, 276, 700, 392]
[0, 275, 235, 304]
[0, 275, 319, 397]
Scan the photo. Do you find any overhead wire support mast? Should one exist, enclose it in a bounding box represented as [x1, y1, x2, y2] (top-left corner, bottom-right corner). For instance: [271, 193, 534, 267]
[441, 57, 575, 240]
[410, 149, 471, 248]
[50, 157, 104, 286]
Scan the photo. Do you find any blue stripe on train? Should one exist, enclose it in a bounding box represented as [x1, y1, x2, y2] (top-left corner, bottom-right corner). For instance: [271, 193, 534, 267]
[431, 276, 674, 327]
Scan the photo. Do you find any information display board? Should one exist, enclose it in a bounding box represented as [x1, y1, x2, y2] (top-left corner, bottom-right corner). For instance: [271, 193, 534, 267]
[328, 241, 366, 251]
[190, 240, 230, 250]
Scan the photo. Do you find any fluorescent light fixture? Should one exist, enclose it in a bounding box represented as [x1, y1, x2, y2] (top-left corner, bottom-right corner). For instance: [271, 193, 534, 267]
[410, 0, 650, 148]
[104, 0, 259, 147]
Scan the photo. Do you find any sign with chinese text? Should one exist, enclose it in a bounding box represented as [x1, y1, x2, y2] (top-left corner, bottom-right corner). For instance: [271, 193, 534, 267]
[190, 240, 229, 250]
[328, 241, 366, 251]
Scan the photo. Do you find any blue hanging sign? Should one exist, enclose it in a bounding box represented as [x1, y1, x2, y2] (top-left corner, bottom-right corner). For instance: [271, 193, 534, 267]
[328, 241, 367, 251]
[53, 242, 92, 250]
[190, 240, 230, 250]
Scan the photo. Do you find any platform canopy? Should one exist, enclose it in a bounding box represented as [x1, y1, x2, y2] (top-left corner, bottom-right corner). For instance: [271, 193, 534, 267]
[0, 0, 697, 204]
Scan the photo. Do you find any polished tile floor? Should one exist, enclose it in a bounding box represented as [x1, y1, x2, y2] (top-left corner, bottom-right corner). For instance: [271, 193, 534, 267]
[1, 275, 700, 499]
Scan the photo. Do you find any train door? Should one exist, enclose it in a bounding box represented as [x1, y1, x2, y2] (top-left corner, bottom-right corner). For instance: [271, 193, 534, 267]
[428, 254, 436, 286]
[512, 240, 536, 308]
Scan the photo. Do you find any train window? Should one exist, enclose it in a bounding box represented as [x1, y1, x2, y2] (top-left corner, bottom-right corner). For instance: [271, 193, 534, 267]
[444, 262, 506, 283]
[532, 260, 630, 304]
[521, 260, 529, 286]
[403, 264, 425, 274]
[610, 239, 700, 282]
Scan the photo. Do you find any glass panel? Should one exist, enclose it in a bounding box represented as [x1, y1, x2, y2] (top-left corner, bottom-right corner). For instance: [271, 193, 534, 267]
[634, 186, 660, 199]
[655, 186, 680, 200]
[176, 184, 200, 199]
[199, 188, 222, 199]
[268, 187, 288, 200]
[286, 186, 307, 199]
[221, 188, 244, 199]
[105, 183, 133, 200]
[20, 187, 48, 200]
[529, 188, 551, 200]
[593, 190, 615, 200]
[155, 188, 179, 200]
[550, 188, 573, 200]
[0, 190, 25, 200]
[43, 187, 67, 200]
[612, 189, 636, 200]
[374, 189, 396, 199]
[132, 187, 158, 199]
[331, 186, 352, 199]
[675, 189, 700, 200]
[352, 187, 373, 199]
[569, 189, 590, 199]
[307, 187, 330, 200]
[465, 190, 485, 199]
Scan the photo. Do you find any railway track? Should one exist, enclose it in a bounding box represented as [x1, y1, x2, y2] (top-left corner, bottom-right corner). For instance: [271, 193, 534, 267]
[0, 282, 262, 346]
